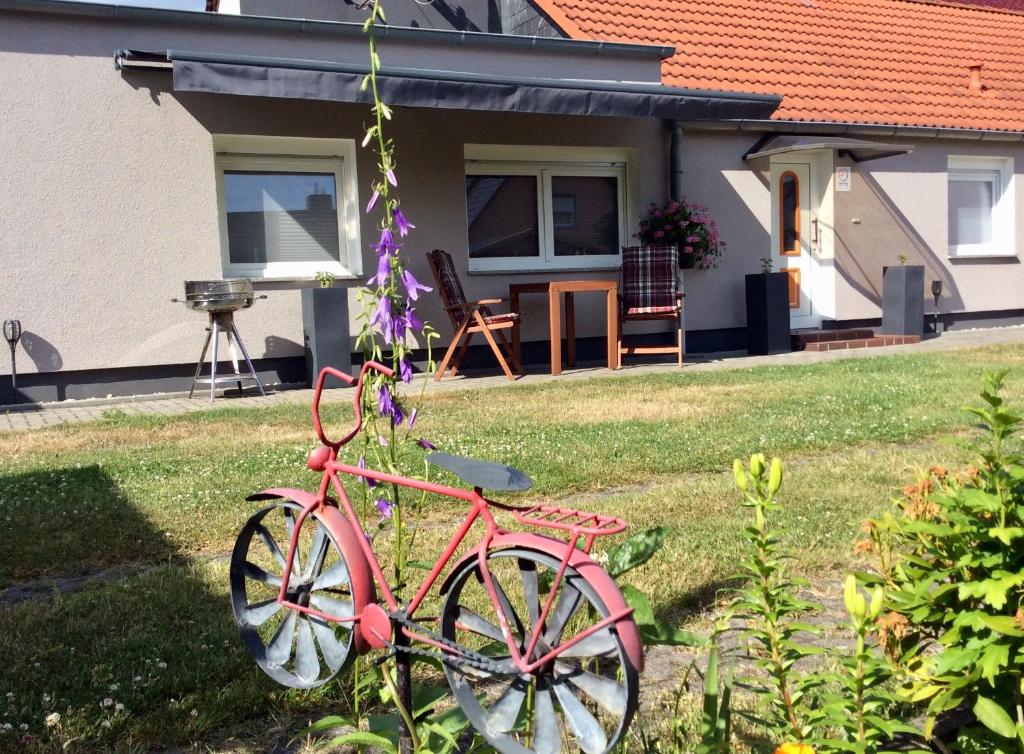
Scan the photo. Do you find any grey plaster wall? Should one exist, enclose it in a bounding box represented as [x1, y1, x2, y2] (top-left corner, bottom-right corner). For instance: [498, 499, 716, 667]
[834, 140, 1024, 321]
[0, 7, 668, 377]
[237, 0, 562, 37]
[677, 130, 772, 331]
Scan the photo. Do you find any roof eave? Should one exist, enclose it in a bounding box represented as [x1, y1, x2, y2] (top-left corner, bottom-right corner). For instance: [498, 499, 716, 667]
[0, 0, 675, 59]
[692, 118, 1024, 142]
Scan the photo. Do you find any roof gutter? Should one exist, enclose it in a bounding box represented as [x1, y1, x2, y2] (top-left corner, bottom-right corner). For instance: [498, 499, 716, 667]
[692, 118, 1024, 143]
[0, 0, 677, 59]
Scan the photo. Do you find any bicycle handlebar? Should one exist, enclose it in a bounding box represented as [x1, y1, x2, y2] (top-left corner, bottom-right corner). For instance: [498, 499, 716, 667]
[311, 361, 394, 449]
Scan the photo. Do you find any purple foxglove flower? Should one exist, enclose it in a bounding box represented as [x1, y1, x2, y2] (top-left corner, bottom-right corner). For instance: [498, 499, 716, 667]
[417, 438, 436, 450]
[399, 357, 413, 384]
[366, 189, 380, 213]
[377, 385, 395, 417]
[386, 169, 397, 187]
[375, 497, 394, 519]
[392, 403, 404, 427]
[357, 456, 378, 488]
[376, 227, 394, 255]
[371, 297, 393, 344]
[394, 208, 415, 237]
[369, 253, 390, 287]
[408, 407, 418, 429]
[404, 301, 423, 332]
[401, 269, 432, 301]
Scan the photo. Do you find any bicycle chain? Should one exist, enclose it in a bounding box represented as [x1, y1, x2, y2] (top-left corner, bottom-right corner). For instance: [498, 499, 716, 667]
[382, 610, 520, 677]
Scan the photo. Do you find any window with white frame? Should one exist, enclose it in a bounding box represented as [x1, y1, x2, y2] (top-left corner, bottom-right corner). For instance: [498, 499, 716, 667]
[947, 156, 1015, 258]
[464, 145, 632, 272]
[214, 136, 362, 278]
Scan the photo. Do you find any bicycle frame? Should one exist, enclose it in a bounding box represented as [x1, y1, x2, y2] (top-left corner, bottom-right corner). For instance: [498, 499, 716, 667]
[265, 362, 640, 676]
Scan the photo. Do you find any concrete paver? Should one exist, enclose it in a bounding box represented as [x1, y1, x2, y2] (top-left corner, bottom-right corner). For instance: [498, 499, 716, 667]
[2, 326, 1023, 432]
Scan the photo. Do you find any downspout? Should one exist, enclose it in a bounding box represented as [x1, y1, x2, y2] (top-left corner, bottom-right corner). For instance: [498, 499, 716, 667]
[669, 120, 684, 201]
[668, 120, 687, 352]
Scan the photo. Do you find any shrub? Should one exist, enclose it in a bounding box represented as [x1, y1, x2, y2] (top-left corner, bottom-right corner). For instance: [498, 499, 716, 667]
[862, 371, 1024, 751]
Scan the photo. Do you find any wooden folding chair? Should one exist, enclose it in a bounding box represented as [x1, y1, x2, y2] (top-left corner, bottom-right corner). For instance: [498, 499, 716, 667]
[426, 249, 522, 381]
[617, 244, 684, 367]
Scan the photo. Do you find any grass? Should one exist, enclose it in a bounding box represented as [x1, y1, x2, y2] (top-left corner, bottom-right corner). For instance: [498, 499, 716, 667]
[0, 343, 1020, 752]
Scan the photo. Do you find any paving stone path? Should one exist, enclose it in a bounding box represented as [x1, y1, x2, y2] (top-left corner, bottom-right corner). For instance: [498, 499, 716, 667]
[3, 326, 1023, 432]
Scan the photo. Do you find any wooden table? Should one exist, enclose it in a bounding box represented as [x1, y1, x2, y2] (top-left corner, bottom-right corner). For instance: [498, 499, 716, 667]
[509, 279, 619, 376]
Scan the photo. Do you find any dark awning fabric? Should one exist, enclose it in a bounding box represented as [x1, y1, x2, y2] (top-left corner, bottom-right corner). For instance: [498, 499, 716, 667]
[744, 135, 913, 162]
[164, 50, 781, 121]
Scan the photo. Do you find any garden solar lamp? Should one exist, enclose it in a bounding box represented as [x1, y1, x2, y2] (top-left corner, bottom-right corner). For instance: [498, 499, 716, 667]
[3, 319, 21, 395]
[931, 280, 943, 334]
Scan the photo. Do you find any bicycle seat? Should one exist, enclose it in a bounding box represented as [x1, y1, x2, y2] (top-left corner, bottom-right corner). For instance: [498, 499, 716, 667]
[427, 452, 533, 492]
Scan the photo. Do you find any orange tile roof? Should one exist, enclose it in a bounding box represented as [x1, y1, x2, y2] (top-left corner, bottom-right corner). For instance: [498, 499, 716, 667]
[537, 0, 1024, 131]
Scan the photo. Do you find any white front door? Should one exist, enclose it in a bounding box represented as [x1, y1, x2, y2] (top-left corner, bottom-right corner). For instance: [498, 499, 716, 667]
[770, 160, 816, 328]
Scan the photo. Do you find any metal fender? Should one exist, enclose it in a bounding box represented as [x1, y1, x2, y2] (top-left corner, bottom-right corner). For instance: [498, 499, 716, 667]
[439, 531, 645, 673]
[247, 488, 377, 656]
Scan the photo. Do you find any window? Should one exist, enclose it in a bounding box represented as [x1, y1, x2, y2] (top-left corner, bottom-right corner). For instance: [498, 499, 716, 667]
[214, 136, 362, 278]
[948, 156, 1014, 258]
[465, 146, 632, 272]
[779, 171, 800, 256]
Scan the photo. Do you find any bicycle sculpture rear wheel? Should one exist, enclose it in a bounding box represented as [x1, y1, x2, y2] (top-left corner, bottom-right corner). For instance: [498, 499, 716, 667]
[230, 502, 357, 689]
[440, 548, 638, 754]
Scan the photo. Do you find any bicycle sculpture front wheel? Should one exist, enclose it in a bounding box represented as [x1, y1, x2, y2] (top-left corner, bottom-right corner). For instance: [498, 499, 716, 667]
[229, 502, 358, 689]
[440, 548, 638, 754]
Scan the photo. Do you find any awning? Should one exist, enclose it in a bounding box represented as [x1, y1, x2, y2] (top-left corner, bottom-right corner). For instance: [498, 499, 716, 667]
[743, 135, 913, 162]
[116, 49, 781, 121]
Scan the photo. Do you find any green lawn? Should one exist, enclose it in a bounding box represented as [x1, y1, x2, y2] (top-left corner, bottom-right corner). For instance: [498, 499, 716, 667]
[1, 345, 1020, 752]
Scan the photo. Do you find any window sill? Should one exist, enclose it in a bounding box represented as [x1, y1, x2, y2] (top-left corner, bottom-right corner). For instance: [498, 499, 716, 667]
[948, 254, 1019, 263]
[248, 276, 361, 290]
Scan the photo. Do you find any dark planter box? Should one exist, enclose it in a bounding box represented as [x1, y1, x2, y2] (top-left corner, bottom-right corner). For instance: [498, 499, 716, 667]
[745, 272, 791, 355]
[301, 287, 352, 387]
[881, 265, 924, 335]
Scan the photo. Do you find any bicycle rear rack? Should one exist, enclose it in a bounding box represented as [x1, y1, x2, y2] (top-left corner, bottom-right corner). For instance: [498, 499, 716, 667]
[511, 505, 627, 539]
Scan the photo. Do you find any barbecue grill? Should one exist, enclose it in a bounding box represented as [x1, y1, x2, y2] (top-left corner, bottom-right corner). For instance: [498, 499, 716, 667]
[174, 279, 266, 402]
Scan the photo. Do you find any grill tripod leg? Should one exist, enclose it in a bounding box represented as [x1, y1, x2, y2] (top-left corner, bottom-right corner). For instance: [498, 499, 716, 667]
[225, 326, 243, 395]
[230, 323, 266, 397]
[189, 327, 213, 400]
[209, 319, 220, 403]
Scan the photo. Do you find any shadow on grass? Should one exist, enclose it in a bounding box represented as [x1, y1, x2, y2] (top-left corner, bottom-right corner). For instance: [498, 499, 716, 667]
[0, 465, 177, 588]
[0, 464, 310, 752]
[653, 578, 735, 627]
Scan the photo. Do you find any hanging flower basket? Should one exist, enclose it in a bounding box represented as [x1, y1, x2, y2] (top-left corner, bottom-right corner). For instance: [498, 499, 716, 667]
[637, 198, 724, 270]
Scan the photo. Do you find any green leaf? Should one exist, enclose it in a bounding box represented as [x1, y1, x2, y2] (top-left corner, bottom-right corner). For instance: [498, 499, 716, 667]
[639, 623, 708, 647]
[328, 732, 398, 753]
[988, 527, 1024, 545]
[981, 615, 1024, 637]
[606, 527, 668, 577]
[620, 584, 654, 624]
[974, 696, 1016, 739]
[979, 642, 1011, 686]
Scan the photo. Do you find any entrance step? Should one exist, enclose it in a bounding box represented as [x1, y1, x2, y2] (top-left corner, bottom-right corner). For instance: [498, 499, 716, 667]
[790, 328, 875, 351]
[791, 329, 921, 352]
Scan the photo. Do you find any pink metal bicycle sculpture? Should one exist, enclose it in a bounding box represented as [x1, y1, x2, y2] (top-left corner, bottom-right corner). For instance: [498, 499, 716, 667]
[229, 362, 643, 754]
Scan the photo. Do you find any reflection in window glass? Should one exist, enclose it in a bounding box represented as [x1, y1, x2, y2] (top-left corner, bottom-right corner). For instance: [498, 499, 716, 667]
[551, 176, 618, 257]
[224, 171, 340, 264]
[780, 172, 798, 255]
[949, 174, 995, 247]
[466, 176, 540, 259]
[552, 194, 576, 229]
